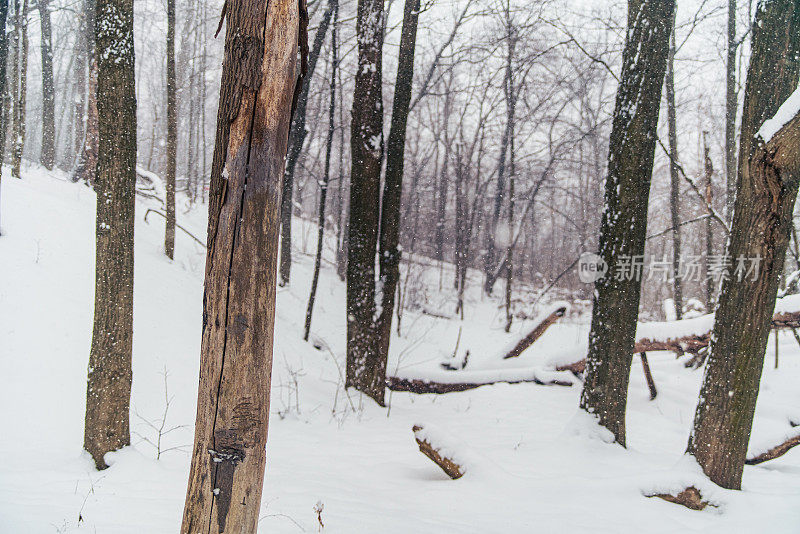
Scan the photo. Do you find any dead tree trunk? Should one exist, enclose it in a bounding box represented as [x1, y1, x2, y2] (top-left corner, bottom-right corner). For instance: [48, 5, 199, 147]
[83, 0, 137, 470]
[665, 13, 682, 319]
[687, 0, 800, 490]
[345, 0, 385, 404]
[279, 0, 334, 286]
[180, 0, 307, 530]
[580, 0, 674, 446]
[38, 0, 54, 170]
[304, 0, 338, 341]
[164, 0, 176, 259]
[376, 0, 421, 368]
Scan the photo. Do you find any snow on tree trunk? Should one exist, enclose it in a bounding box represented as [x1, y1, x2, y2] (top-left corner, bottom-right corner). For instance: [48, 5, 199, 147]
[687, 0, 800, 490]
[580, 0, 674, 446]
[83, 0, 137, 470]
[345, 0, 386, 404]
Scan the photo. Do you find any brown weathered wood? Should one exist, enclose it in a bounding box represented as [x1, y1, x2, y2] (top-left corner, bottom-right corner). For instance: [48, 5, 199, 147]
[502, 306, 567, 359]
[651, 487, 712, 511]
[387, 374, 572, 394]
[745, 430, 800, 465]
[180, 0, 306, 531]
[412, 425, 464, 479]
[639, 353, 657, 400]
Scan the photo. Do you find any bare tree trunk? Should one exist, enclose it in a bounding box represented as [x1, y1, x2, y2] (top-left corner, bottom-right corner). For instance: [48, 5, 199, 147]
[346, 0, 385, 403]
[665, 13, 682, 319]
[279, 0, 334, 286]
[165, 0, 176, 259]
[304, 0, 338, 341]
[38, 0, 54, 170]
[703, 131, 714, 308]
[580, 0, 674, 445]
[375, 0, 420, 366]
[0, 0, 10, 233]
[83, 0, 137, 470]
[687, 0, 800, 490]
[11, 0, 27, 180]
[725, 0, 737, 221]
[74, 0, 98, 186]
[180, 0, 307, 530]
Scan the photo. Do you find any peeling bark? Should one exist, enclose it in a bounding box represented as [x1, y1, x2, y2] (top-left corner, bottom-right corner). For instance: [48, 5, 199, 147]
[180, 0, 307, 530]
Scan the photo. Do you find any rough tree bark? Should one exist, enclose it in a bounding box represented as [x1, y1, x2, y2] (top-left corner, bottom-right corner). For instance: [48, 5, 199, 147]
[687, 0, 800, 490]
[665, 12, 683, 319]
[345, 0, 385, 403]
[83, 0, 137, 470]
[278, 0, 334, 286]
[579, 0, 674, 445]
[304, 0, 338, 341]
[180, 0, 307, 530]
[164, 0, 176, 259]
[38, 0, 54, 170]
[376, 0, 421, 368]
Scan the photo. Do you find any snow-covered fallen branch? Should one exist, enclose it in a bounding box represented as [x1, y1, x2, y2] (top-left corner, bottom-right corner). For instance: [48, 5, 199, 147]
[557, 294, 800, 373]
[412, 424, 471, 479]
[387, 367, 574, 394]
[746, 426, 800, 465]
[500, 303, 568, 360]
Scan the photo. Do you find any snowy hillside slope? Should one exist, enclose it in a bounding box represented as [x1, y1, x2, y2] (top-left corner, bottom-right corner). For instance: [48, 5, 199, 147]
[1, 165, 800, 532]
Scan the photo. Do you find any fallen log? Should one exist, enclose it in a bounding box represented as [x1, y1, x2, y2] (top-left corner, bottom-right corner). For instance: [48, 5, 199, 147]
[650, 486, 713, 511]
[387, 374, 573, 394]
[745, 428, 800, 465]
[501, 305, 568, 359]
[556, 307, 800, 374]
[412, 424, 465, 479]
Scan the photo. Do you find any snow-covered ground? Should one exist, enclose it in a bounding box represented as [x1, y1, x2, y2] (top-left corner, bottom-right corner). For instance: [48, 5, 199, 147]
[2, 165, 800, 533]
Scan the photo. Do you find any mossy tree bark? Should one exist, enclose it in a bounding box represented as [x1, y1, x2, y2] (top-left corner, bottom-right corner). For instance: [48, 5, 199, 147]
[180, 0, 307, 530]
[83, 0, 137, 470]
[687, 0, 800, 490]
[580, 0, 674, 445]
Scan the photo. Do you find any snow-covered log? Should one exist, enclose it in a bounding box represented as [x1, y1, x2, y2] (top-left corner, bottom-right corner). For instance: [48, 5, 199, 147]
[651, 486, 712, 511]
[557, 295, 800, 373]
[387, 368, 574, 394]
[500, 304, 568, 359]
[745, 426, 800, 465]
[412, 424, 467, 479]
